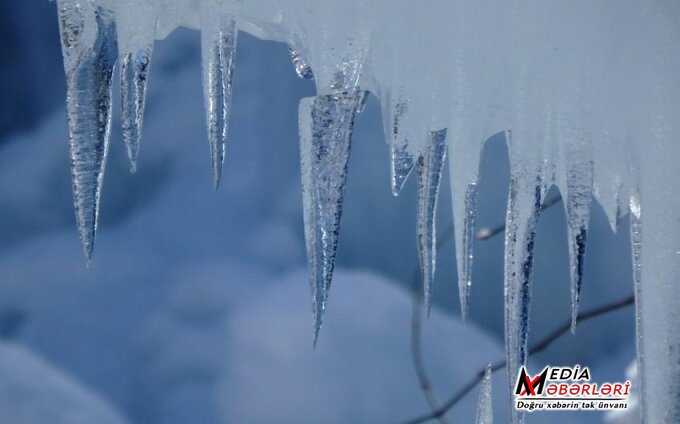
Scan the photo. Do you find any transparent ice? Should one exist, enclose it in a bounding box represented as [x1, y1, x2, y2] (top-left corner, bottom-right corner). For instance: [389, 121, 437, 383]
[53, 1, 680, 421]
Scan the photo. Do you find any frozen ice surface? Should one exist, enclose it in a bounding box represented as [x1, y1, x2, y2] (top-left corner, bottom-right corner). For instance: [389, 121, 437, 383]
[50, 0, 680, 420]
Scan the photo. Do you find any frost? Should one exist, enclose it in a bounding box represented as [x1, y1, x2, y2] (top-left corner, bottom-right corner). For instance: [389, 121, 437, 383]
[52, 1, 680, 420]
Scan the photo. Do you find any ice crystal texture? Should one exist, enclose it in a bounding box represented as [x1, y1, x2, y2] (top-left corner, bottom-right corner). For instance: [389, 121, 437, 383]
[53, 0, 680, 421]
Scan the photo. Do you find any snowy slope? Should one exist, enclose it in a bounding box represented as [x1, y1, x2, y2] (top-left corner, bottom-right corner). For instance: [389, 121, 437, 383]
[0, 342, 127, 424]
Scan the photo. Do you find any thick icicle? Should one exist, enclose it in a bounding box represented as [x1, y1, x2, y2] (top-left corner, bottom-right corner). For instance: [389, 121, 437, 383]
[475, 365, 493, 424]
[416, 129, 448, 311]
[299, 92, 360, 344]
[57, 0, 118, 261]
[116, 1, 157, 172]
[200, 8, 238, 188]
[633, 14, 680, 415]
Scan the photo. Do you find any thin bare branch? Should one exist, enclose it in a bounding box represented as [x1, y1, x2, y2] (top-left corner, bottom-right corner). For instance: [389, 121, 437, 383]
[408, 190, 626, 424]
[403, 293, 634, 424]
[411, 286, 452, 424]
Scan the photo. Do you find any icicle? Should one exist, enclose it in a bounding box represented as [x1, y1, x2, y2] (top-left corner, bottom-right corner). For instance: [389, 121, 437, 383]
[116, 1, 157, 173]
[446, 44, 484, 320]
[299, 92, 361, 345]
[564, 164, 592, 334]
[388, 98, 414, 195]
[592, 127, 627, 234]
[57, 0, 118, 261]
[200, 7, 238, 188]
[416, 129, 448, 311]
[288, 45, 313, 80]
[632, 4, 680, 420]
[504, 131, 542, 424]
[455, 182, 478, 319]
[556, 106, 593, 332]
[475, 365, 493, 424]
[629, 189, 643, 419]
[391, 141, 416, 196]
[380, 91, 427, 196]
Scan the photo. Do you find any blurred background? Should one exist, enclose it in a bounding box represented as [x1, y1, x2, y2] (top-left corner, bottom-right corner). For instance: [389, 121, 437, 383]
[0, 2, 637, 423]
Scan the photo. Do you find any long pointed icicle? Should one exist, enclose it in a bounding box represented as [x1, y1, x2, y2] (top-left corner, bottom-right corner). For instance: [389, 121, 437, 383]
[557, 106, 594, 332]
[416, 129, 448, 311]
[504, 148, 542, 424]
[116, 1, 157, 172]
[299, 92, 361, 345]
[57, 0, 118, 261]
[475, 365, 493, 424]
[456, 181, 479, 319]
[200, 9, 238, 188]
[563, 156, 593, 332]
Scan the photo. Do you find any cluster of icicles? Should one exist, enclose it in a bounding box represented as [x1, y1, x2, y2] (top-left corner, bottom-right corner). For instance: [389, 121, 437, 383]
[55, 0, 679, 423]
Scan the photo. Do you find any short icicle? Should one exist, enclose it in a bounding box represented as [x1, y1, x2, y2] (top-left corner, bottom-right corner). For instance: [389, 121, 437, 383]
[380, 91, 421, 196]
[116, 0, 158, 172]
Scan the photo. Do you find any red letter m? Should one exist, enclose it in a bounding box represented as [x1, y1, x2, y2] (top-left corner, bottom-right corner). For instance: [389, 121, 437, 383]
[515, 367, 548, 396]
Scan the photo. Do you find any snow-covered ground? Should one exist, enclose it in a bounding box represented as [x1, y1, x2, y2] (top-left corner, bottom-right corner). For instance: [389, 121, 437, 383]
[0, 4, 641, 423]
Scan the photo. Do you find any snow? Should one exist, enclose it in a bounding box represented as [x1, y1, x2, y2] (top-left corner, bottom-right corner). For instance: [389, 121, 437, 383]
[0, 342, 127, 424]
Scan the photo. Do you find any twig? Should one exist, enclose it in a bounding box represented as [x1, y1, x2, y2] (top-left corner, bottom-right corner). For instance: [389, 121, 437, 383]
[411, 286, 452, 424]
[408, 191, 625, 424]
[403, 293, 634, 424]
[409, 222, 455, 423]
